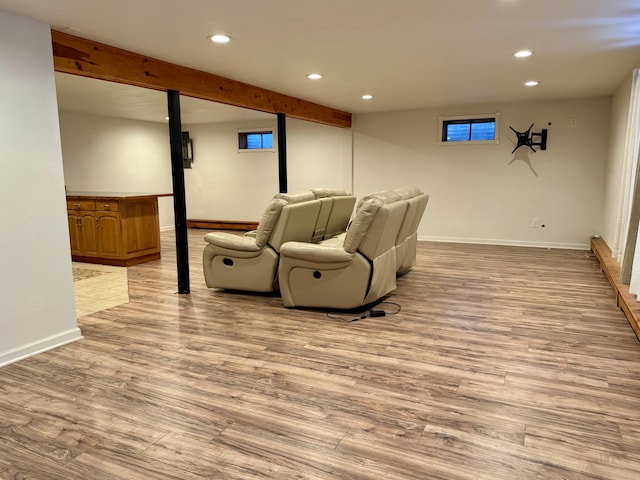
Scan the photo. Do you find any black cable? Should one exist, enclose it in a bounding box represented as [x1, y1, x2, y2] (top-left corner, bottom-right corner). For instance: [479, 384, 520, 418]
[326, 301, 402, 322]
[378, 301, 401, 315]
[326, 311, 368, 322]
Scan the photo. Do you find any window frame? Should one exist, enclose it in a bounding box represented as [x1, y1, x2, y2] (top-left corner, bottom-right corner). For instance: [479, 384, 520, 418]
[237, 127, 276, 153]
[437, 112, 500, 146]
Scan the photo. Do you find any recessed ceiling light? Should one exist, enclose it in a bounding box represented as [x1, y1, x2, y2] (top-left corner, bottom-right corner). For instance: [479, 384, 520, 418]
[362, 94, 373, 100]
[210, 34, 231, 44]
[307, 73, 322, 80]
[525, 80, 540, 87]
[514, 50, 533, 58]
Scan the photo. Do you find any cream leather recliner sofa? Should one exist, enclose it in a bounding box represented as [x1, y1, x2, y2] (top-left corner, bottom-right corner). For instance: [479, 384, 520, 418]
[202, 190, 355, 292]
[277, 186, 428, 309]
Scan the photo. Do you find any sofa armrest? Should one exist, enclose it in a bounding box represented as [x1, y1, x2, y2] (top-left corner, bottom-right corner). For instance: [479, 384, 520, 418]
[280, 241, 354, 263]
[204, 232, 262, 252]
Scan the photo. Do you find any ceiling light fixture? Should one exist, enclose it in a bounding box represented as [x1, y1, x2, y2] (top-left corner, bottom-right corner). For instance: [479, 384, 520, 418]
[210, 34, 231, 44]
[525, 80, 540, 87]
[514, 50, 533, 58]
[307, 73, 322, 80]
[362, 94, 373, 100]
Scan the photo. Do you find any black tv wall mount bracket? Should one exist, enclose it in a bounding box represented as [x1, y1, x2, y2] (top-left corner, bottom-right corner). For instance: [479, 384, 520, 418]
[510, 123, 548, 153]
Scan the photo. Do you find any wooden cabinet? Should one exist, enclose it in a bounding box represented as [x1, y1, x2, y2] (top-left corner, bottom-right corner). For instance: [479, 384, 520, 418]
[66, 193, 168, 266]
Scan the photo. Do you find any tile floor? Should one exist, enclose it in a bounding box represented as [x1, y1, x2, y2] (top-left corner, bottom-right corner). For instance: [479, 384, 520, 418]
[72, 262, 129, 317]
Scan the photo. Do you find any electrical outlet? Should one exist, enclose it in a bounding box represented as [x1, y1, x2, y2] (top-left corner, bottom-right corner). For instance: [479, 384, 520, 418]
[532, 218, 540, 228]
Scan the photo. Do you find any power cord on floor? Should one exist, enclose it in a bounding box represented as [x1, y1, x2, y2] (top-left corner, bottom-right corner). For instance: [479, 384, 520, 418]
[326, 301, 402, 322]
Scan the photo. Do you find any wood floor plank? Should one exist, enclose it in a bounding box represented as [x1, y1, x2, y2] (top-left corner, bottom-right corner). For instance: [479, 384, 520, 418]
[2, 232, 640, 479]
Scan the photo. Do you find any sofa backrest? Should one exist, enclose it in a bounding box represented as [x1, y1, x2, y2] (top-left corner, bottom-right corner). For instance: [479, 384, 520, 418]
[358, 198, 408, 261]
[309, 188, 356, 242]
[312, 197, 333, 242]
[275, 191, 316, 203]
[394, 188, 429, 247]
[255, 198, 288, 247]
[310, 187, 351, 198]
[255, 192, 318, 249]
[324, 195, 356, 239]
[269, 199, 322, 251]
[355, 189, 402, 211]
[343, 196, 407, 260]
[343, 198, 382, 254]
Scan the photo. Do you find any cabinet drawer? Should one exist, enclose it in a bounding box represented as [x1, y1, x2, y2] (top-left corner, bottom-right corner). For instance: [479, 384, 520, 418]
[96, 202, 120, 212]
[67, 200, 95, 211]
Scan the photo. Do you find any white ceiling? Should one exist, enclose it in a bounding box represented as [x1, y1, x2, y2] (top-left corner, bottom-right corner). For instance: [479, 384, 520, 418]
[2, 0, 640, 123]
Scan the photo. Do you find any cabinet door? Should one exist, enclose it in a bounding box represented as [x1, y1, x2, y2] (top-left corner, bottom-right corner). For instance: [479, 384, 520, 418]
[97, 211, 122, 258]
[67, 212, 82, 255]
[78, 212, 98, 256]
[68, 211, 97, 256]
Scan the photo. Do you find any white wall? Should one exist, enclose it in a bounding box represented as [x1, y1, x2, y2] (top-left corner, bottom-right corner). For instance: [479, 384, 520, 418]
[60, 112, 354, 224]
[183, 118, 353, 221]
[286, 117, 353, 193]
[353, 97, 611, 249]
[59, 112, 175, 229]
[184, 119, 279, 221]
[602, 74, 633, 251]
[0, 11, 82, 366]
[58, 95, 613, 250]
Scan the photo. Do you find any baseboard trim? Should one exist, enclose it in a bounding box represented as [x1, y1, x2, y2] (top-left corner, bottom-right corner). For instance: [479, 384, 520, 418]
[419, 235, 589, 250]
[187, 219, 258, 231]
[590, 237, 640, 340]
[0, 327, 83, 368]
[71, 253, 160, 267]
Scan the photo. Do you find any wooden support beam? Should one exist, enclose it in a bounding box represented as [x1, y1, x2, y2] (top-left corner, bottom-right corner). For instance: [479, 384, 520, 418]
[51, 30, 352, 128]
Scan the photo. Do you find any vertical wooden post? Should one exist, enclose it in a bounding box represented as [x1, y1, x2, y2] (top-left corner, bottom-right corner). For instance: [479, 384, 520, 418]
[167, 90, 190, 294]
[277, 112, 288, 193]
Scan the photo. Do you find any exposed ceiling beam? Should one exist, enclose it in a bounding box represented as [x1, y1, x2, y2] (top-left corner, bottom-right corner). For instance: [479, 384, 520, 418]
[51, 30, 352, 128]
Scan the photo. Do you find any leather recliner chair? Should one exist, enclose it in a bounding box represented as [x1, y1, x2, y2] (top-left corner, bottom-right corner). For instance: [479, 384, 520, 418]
[202, 192, 321, 292]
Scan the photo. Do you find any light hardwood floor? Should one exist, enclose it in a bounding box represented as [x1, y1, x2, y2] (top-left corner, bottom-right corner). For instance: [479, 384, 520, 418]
[2, 230, 640, 479]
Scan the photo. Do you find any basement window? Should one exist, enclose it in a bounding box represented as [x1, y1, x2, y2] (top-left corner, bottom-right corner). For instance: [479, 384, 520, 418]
[438, 113, 500, 145]
[238, 128, 274, 152]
